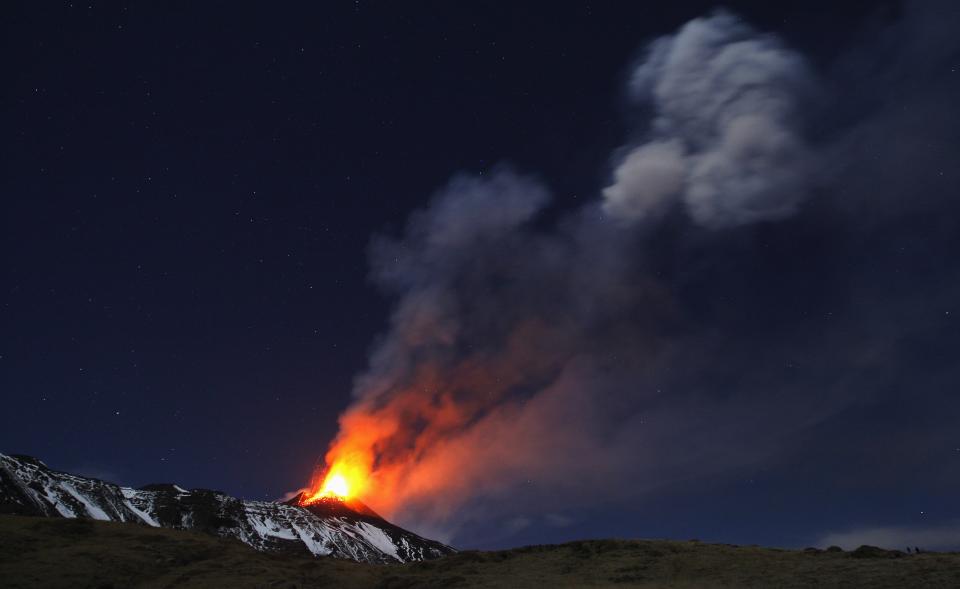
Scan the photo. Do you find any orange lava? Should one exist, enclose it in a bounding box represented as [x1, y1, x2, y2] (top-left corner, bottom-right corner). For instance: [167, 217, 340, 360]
[302, 452, 373, 504]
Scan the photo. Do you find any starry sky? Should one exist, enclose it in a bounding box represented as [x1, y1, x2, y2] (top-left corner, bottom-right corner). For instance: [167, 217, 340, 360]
[3, 1, 960, 551]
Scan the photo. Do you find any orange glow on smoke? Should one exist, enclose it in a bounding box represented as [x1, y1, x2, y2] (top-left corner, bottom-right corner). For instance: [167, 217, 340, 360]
[303, 404, 400, 506]
[301, 319, 562, 514]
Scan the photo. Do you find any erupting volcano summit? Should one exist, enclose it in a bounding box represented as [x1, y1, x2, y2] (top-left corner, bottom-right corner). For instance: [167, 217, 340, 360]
[0, 453, 454, 564]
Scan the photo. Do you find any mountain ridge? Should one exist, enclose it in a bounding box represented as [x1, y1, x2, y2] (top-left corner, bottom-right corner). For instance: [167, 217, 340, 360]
[0, 452, 452, 564]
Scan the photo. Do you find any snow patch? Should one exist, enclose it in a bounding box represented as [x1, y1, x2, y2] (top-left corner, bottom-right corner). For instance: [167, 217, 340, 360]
[61, 482, 111, 521]
[121, 488, 160, 527]
[354, 522, 401, 561]
[247, 512, 297, 540]
[291, 522, 334, 556]
[40, 485, 76, 517]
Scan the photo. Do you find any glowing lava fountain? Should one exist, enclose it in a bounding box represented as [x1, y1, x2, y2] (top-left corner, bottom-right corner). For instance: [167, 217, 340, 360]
[302, 458, 371, 505]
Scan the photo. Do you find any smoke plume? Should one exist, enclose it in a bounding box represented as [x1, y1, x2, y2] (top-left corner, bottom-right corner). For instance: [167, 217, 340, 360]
[603, 11, 816, 228]
[319, 4, 960, 545]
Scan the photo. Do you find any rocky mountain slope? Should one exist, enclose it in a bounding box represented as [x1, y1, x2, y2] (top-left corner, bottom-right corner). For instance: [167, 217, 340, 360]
[0, 453, 452, 564]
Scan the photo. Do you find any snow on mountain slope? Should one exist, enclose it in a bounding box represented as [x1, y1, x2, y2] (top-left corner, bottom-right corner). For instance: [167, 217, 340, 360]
[0, 453, 453, 564]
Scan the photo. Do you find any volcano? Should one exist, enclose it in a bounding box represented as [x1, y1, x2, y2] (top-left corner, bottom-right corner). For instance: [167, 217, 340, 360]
[0, 453, 453, 563]
[288, 493, 383, 520]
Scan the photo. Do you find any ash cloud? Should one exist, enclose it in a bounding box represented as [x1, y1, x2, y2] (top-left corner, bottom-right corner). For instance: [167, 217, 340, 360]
[323, 3, 960, 546]
[603, 11, 816, 228]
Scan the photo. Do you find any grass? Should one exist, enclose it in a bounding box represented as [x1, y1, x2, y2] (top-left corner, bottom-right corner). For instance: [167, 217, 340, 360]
[2, 515, 959, 588]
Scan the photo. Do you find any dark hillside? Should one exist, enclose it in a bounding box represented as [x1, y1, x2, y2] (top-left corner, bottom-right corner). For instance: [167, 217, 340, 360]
[3, 515, 960, 588]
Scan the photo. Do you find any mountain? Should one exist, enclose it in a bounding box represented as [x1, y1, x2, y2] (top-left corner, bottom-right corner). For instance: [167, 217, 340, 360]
[0, 453, 452, 564]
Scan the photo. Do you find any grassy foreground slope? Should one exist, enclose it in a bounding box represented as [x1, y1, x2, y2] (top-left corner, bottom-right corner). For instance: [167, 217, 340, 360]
[2, 515, 959, 588]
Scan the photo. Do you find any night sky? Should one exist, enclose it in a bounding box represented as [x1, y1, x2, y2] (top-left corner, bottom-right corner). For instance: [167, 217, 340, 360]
[3, 1, 960, 551]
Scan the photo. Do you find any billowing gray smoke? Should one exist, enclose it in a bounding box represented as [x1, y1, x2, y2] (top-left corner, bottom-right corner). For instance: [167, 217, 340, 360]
[603, 12, 816, 227]
[321, 5, 960, 546]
